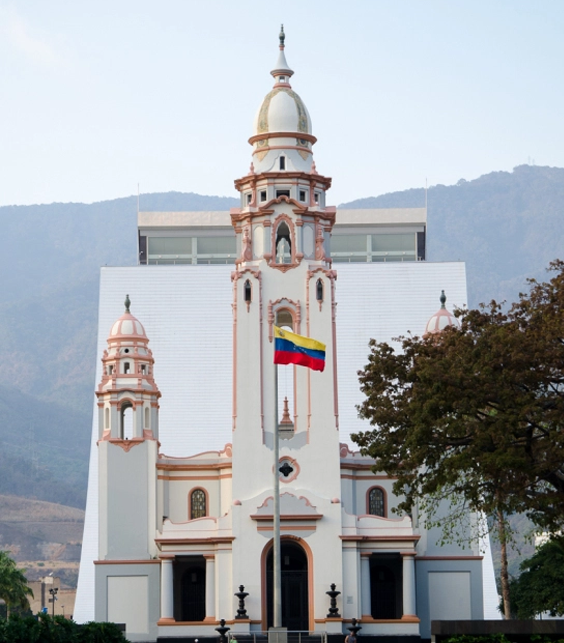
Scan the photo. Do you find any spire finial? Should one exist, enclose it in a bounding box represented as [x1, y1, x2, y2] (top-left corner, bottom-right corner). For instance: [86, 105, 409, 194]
[125, 294, 131, 313]
[280, 396, 293, 426]
[270, 24, 293, 80]
[440, 290, 446, 309]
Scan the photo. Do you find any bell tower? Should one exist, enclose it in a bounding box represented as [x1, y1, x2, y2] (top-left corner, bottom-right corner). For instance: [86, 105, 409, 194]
[230, 26, 341, 507]
[96, 296, 161, 560]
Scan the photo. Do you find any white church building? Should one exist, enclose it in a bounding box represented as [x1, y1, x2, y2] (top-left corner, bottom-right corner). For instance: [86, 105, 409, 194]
[75, 28, 497, 643]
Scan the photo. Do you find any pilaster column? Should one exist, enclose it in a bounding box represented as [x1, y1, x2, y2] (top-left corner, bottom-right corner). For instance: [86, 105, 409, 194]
[360, 553, 371, 617]
[204, 555, 216, 621]
[402, 552, 416, 617]
[160, 557, 174, 620]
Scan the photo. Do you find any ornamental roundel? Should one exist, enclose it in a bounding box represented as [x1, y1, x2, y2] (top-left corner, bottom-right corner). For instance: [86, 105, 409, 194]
[277, 456, 300, 483]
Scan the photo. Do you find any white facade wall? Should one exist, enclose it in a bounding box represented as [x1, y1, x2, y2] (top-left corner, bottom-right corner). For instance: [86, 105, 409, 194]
[75, 261, 471, 624]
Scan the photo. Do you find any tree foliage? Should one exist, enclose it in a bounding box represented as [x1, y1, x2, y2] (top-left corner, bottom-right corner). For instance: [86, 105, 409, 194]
[353, 260, 564, 617]
[0, 614, 129, 642]
[0, 551, 32, 615]
[508, 537, 564, 619]
[353, 260, 564, 530]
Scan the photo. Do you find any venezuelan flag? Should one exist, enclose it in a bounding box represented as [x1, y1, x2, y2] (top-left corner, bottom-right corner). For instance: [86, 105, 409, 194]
[273, 326, 326, 372]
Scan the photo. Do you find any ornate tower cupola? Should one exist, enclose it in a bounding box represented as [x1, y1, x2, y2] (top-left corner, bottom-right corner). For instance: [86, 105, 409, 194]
[232, 26, 336, 269]
[96, 295, 161, 443]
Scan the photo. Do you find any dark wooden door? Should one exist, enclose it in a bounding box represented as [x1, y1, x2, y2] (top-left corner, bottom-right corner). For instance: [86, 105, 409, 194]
[267, 542, 309, 631]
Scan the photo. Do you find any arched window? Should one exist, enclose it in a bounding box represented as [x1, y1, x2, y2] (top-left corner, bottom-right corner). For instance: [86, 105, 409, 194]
[316, 278, 324, 302]
[124, 362, 130, 374]
[368, 487, 385, 517]
[279, 156, 286, 170]
[120, 402, 133, 440]
[275, 222, 292, 264]
[190, 489, 207, 519]
[244, 279, 252, 303]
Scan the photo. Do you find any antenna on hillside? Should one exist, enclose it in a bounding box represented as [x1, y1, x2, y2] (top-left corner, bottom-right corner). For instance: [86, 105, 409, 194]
[425, 178, 429, 262]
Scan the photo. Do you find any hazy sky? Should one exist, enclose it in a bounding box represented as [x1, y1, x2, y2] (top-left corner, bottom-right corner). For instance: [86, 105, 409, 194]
[2, 1, 563, 207]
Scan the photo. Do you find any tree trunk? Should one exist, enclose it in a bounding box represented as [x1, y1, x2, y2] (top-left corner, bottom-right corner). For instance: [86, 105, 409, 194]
[497, 505, 511, 619]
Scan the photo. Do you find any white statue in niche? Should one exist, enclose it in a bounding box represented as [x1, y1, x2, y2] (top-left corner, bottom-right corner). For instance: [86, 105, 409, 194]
[277, 237, 291, 264]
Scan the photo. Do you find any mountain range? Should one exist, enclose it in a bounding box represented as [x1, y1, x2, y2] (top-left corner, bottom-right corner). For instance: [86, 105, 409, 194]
[0, 165, 562, 578]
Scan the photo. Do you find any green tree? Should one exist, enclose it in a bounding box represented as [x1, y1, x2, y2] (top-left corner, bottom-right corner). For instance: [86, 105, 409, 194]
[508, 537, 564, 618]
[353, 261, 564, 618]
[0, 551, 33, 617]
[0, 613, 129, 642]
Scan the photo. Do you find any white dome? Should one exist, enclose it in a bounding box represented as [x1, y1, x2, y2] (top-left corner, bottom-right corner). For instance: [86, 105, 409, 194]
[108, 297, 148, 341]
[110, 313, 147, 339]
[253, 86, 312, 137]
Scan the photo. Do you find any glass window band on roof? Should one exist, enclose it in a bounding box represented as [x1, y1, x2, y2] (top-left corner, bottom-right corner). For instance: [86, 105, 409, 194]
[148, 236, 236, 264]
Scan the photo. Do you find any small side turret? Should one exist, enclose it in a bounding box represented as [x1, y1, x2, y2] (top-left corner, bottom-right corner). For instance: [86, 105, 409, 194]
[96, 295, 161, 441]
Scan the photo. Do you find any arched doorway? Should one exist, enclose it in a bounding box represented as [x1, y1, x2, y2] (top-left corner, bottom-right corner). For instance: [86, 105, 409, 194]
[266, 540, 309, 631]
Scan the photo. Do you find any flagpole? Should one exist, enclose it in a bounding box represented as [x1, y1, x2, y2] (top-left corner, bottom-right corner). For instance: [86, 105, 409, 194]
[271, 325, 326, 631]
[273, 365, 282, 628]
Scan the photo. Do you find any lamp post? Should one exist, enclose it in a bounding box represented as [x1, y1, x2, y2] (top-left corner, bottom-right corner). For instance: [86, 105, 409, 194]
[49, 587, 58, 617]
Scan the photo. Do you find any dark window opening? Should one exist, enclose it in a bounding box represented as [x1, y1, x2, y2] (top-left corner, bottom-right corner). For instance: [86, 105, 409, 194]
[279, 156, 286, 170]
[276, 190, 290, 198]
[275, 222, 292, 264]
[124, 362, 130, 374]
[316, 279, 324, 302]
[108, 365, 113, 375]
[190, 489, 206, 519]
[314, 192, 320, 204]
[299, 190, 306, 202]
[260, 190, 267, 202]
[370, 555, 402, 619]
[138, 234, 147, 265]
[417, 230, 426, 261]
[244, 279, 252, 303]
[369, 488, 385, 516]
[141, 364, 147, 375]
[246, 193, 252, 205]
[173, 556, 206, 622]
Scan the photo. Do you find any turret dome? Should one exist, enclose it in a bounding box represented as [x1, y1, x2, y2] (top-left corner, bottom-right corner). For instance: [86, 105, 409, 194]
[252, 86, 312, 138]
[109, 294, 148, 341]
[424, 291, 460, 335]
